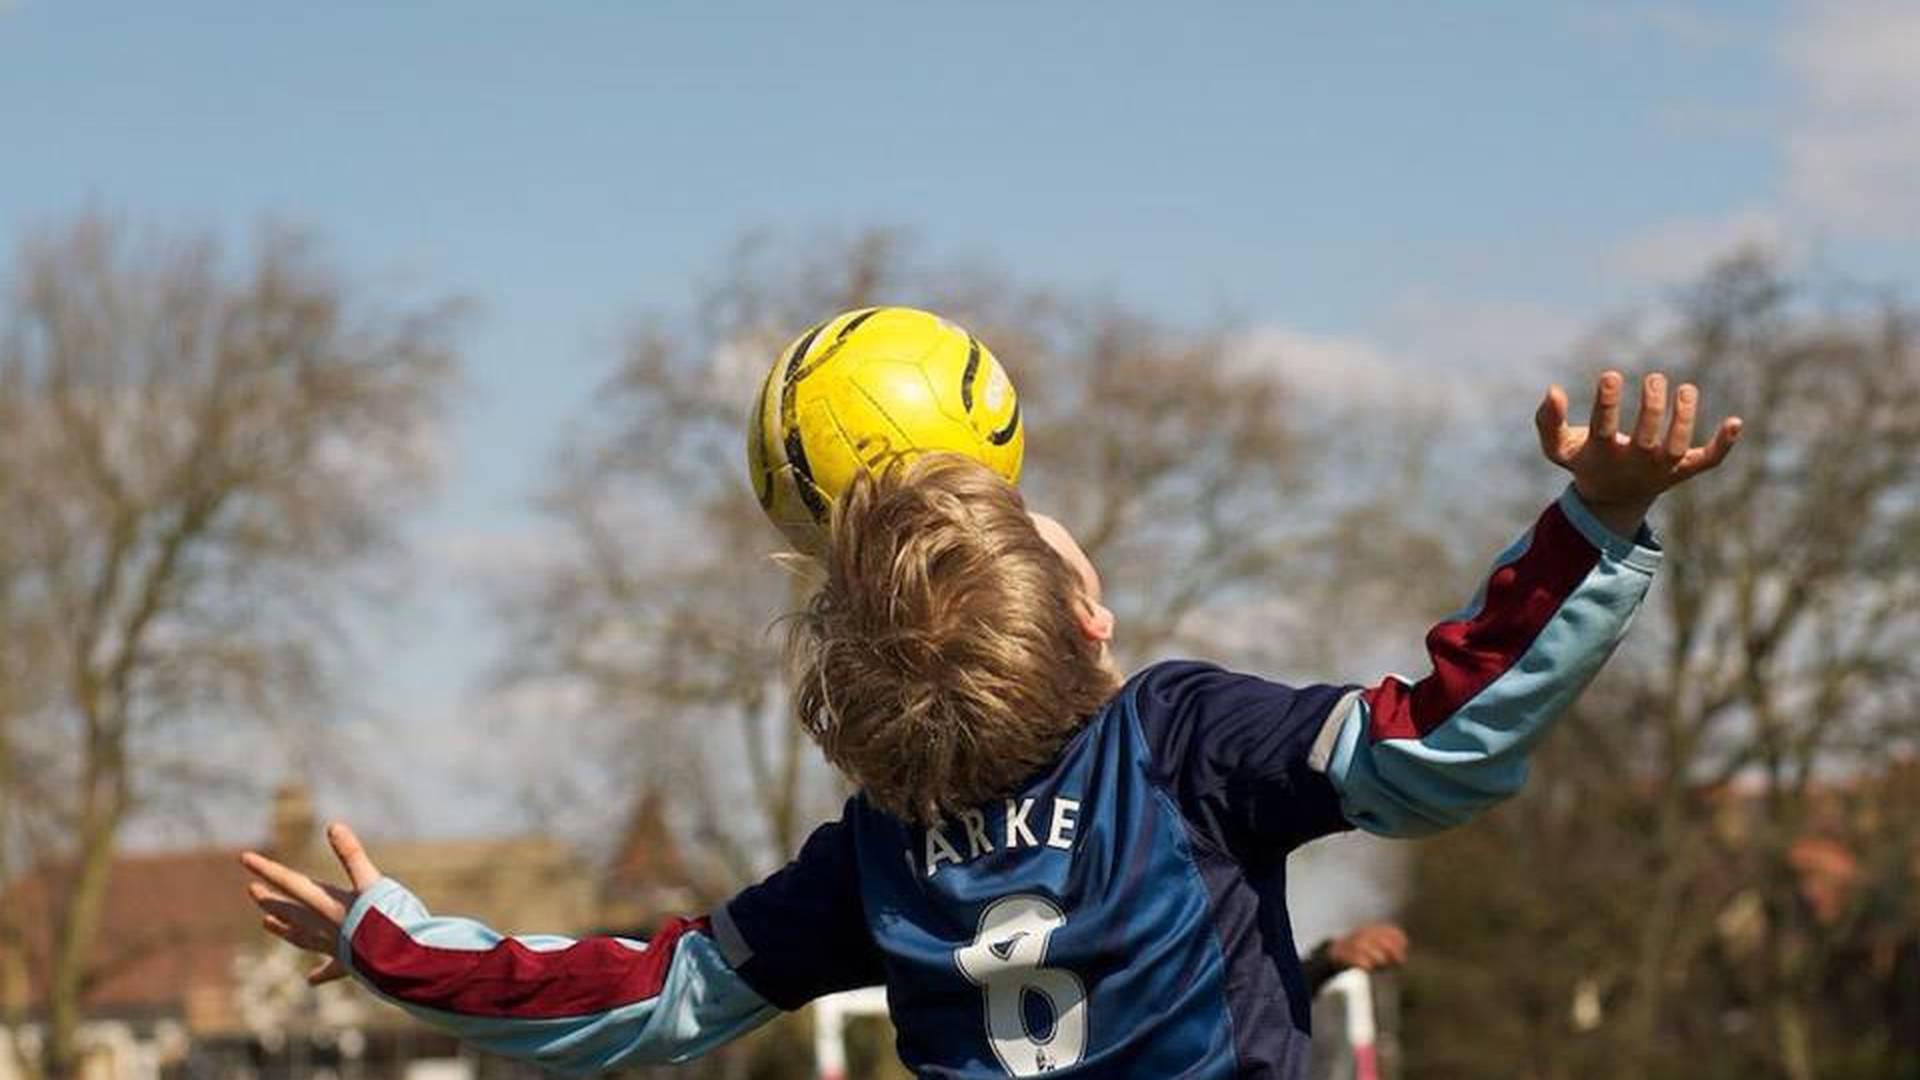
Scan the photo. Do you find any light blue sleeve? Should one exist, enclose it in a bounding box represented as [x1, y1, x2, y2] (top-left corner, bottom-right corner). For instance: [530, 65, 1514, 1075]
[1317, 487, 1663, 837]
[338, 877, 778, 1077]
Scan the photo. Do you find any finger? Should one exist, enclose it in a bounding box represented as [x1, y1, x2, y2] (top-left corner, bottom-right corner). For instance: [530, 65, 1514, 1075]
[1631, 373, 1667, 450]
[240, 851, 345, 924]
[307, 957, 348, 986]
[255, 893, 339, 940]
[328, 822, 382, 891]
[1535, 385, 1570, 462]
[242, 854, 326, 911]
[1588, 371, 1623, 442]
[251, 890, 317, 926]
[1678, 416, 1744, 475]
[251, 875, 353, 932]
[263, 916, 331, 953]
[262, 914, 332, 953]
[1664, 383, 1698, 459]
[248, 883, 330, 932]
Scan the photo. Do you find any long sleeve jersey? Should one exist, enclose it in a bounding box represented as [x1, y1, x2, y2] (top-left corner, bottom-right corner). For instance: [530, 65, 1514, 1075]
[335, 486, 1660, 1078]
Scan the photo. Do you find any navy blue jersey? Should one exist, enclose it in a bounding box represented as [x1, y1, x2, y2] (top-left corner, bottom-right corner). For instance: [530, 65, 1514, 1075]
[720, 663, 1352, 1077]
[334, 488, 1660, 1078]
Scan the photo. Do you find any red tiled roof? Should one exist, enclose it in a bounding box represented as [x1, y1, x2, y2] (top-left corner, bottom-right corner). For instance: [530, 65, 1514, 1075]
[3, 833, 610, 1025]
[1, 790, 704, 1027]
[5, 848, 258, 1014]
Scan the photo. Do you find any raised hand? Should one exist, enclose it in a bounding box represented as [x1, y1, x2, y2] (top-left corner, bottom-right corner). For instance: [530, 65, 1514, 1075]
[239, 822, 383, 985]
[1535, 371, 1742, 536]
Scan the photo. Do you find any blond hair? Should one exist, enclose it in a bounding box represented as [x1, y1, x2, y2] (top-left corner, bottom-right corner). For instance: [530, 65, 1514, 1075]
[787, 454, 1119, 825]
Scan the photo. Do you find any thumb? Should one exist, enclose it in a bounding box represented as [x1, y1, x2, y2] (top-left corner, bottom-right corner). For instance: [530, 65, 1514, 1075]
[1535, 385, 1569, 461]
[328, 822, 381, 891]
[307, 957, 347, 985]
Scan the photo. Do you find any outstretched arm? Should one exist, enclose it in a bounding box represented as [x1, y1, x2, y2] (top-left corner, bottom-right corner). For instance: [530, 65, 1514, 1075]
[1317, 371, 1740, 836]
[241, 825, 775, 1077]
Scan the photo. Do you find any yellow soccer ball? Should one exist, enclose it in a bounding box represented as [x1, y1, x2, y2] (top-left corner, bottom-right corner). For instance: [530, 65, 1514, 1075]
[746, 306, 1024, 554]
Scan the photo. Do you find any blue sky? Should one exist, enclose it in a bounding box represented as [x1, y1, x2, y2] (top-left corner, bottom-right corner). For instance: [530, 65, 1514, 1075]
[4, 1, 1916, 847]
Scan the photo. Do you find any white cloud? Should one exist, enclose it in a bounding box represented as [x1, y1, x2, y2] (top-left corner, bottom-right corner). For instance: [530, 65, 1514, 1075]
[428, 524, 567, 580]
[1603, 3, 1919, 250]
[1229, 327, 1419, 412]
[1785, 1, 1920, 110]
[1781, 0, 1920, 233]
[1230, 293, 1583, 422]
[315, 414, 455, 507]
[1606, 205, 1786, 282]
[1381, 292, 1586, 379]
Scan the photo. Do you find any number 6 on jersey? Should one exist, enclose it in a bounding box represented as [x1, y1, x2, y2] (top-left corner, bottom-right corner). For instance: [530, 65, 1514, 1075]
[954, 895, 1087, 1075]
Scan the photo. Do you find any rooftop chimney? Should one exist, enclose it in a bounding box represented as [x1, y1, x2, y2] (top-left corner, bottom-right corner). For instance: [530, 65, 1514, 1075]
[267, 783, 316, 864]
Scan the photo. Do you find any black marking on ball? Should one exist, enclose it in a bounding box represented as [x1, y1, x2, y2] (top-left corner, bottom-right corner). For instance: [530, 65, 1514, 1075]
[835, 307, 881, 341]
[961, 336, 981, 412]
[987, 402, 1021, 446]
[783, 320, 830, 386]
[773, 309, 880, 526]
[777, 320, 832, 479]
[749, 375, 774, 509]
[784, 428, 831, 522]
[786, 309, 873, 394]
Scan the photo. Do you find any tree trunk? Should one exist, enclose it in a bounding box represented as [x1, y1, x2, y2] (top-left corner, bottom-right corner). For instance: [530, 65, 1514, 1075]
[1618, 751, 1689, 1071]
[1773, 994, 1816, 1080]
[41, 763, 125, 1080]
[0, 724, 41, 1080]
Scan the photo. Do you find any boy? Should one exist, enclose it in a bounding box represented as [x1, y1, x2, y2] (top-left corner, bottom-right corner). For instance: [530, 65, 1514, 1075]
[244, 372, 1739, 1077]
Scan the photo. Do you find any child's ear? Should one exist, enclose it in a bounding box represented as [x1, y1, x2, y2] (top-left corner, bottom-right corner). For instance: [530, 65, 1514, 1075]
[1076, 597, 1115, 644]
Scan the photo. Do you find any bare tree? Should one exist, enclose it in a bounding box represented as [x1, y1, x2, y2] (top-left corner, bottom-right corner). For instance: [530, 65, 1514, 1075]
[0, 216, 460, 1078]
[0, 457, 57, 1077]
[1402, 253, 1920, 1079]
[1006, 306, 1461, 672]
[496, 229, 1449, 902]
[495, 234, 916, 889]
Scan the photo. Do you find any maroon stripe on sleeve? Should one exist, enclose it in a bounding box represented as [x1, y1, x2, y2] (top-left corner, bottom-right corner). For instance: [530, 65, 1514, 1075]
[1363, 503, 1600, 742]
[350, 911, 712, 1019]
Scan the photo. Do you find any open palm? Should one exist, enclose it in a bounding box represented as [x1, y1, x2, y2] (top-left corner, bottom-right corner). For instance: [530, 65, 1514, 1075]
[240, 823, 383, 985]
[1535, 371, 1742, 523]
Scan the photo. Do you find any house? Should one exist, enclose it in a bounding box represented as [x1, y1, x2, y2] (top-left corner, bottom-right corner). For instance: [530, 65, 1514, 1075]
[0, 785, 694, 1080]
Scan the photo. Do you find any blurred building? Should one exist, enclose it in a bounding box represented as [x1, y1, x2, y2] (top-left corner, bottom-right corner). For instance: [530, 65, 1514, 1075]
[0, 785, 695, 1080]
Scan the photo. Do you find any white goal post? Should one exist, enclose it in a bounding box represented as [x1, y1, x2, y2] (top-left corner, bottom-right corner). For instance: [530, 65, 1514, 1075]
[1322, 969, 1381, 1080]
